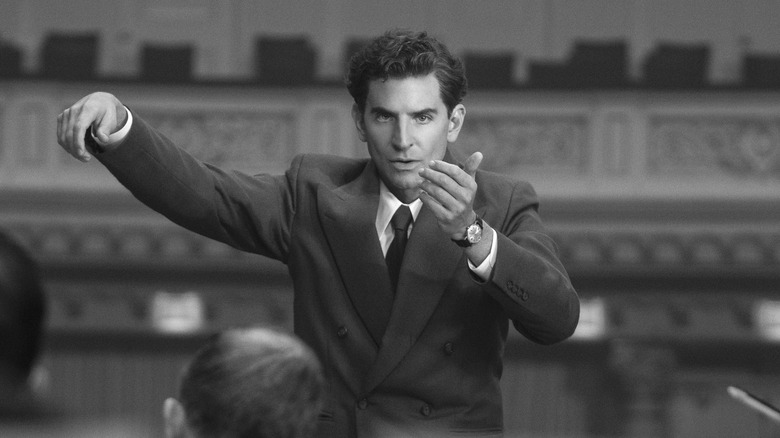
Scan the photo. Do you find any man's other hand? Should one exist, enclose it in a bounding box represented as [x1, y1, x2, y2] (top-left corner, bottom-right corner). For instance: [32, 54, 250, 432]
[418, 151, 483, 238]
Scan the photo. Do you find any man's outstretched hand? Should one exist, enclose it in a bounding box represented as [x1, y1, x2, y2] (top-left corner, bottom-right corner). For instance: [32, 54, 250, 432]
[56, 92, 127, 162]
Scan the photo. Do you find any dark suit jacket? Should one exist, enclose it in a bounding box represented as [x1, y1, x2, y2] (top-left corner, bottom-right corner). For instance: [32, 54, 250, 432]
[97, 112, 579, 437]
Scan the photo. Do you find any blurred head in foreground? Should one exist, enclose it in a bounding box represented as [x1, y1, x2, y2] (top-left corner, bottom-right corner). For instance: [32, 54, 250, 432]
[164, 326, 325, 438]
[0, 231, 45, 400]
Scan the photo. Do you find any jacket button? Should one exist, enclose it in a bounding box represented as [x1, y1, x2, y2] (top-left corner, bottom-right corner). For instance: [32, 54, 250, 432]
[420, 404, 431, 416]
[443, 342, 454, 355]
[520, 289, 529, 301]
[337, 326, 348, 338]
[357, 398, 368, 410]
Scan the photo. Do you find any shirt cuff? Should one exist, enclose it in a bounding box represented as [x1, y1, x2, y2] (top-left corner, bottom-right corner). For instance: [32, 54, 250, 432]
[468, 226, 497, 281]
[92, 106, 133, 147]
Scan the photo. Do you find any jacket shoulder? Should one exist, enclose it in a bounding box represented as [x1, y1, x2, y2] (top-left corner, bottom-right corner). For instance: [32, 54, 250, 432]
[290, 154, 369, 186]
[475, 169, 538, 202]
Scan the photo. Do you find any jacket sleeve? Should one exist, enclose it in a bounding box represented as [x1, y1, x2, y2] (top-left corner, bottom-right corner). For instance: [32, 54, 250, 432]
[482, 180, 580, 345]
[95, 110, 297, 263]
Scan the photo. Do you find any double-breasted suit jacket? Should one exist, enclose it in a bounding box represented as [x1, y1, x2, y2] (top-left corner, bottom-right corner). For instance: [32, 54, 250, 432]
[96, 112, 580, 437]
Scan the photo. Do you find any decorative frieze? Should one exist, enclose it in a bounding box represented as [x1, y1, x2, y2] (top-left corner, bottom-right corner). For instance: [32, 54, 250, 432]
[3, 82, 780, 197]
[649, 116, 780, 178]
[455, 114, 590, 174]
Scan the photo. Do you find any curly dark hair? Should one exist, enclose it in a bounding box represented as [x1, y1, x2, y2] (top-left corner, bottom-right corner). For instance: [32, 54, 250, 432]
[346, 29, 468, 115]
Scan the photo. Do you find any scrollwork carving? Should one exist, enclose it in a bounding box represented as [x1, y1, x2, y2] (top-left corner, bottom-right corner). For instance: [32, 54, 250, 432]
[650, 117, 780, 178]
[454, 115, 589, 174]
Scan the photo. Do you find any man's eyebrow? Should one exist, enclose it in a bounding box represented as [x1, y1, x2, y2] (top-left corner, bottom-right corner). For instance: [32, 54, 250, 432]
[369, 106, 395, 116]
[411, 108, 439, 117]
[369, 106, 440, 117]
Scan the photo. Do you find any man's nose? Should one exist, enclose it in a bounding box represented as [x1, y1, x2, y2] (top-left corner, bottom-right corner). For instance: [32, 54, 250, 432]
[392, 120, 413, 149]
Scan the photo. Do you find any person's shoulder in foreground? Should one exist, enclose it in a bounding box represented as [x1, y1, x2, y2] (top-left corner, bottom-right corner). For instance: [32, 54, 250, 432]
[0, 230, 46, 415]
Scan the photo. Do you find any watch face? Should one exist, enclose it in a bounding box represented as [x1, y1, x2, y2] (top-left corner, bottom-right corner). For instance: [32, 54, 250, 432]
[466, 224, 482, 243]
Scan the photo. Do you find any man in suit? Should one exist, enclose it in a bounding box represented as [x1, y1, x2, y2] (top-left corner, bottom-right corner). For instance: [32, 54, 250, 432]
[163, 326, 325, 438]
[56, 29, 579, 437]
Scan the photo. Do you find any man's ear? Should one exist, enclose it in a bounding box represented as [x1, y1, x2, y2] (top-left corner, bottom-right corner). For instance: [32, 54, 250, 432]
[351, 103, 367, 142]
[28, 364, 49, 397]
[447, 104, 466, 143]
[163, 397, 188, 438]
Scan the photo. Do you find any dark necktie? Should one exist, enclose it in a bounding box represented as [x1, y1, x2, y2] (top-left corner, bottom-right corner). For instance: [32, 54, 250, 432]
[385, 205, 413, 293]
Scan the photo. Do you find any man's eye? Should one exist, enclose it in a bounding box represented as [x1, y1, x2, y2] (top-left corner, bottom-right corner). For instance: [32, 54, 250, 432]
[415, 114, 432, 123]
[376, 113, 392, 122]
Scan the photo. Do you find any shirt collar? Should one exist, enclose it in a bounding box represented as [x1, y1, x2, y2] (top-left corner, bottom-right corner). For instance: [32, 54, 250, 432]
[375, 181, 422, 237]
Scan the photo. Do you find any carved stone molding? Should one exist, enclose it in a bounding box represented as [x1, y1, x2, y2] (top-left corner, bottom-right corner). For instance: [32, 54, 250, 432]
[455, 114, 589, 174]
[45, 282, 294, 335]
[550, 229, 780, 273]
[4, 81, 780, 199]
[601, 294, 755, 341]
[6, 220, 250, 267]
[1, 215, 777, 278]
[649, 116, 780, 178]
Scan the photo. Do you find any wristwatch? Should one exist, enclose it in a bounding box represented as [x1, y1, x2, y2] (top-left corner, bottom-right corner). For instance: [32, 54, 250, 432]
[452, 215, 483, 247]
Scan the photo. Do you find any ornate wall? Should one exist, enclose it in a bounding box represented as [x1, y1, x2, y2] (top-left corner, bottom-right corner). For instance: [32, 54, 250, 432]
[3, 78, 780, 436]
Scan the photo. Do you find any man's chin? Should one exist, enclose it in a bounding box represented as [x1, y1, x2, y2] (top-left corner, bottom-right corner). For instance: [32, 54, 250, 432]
[382, 175, 422, 199]
[393, 170, 422, 190]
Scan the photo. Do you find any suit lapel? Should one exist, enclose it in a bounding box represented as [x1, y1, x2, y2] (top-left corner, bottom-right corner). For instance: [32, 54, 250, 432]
[318, 162, 394, 348]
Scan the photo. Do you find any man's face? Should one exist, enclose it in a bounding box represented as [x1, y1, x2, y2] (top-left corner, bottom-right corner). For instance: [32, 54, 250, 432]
[353, 73, 465, 203]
